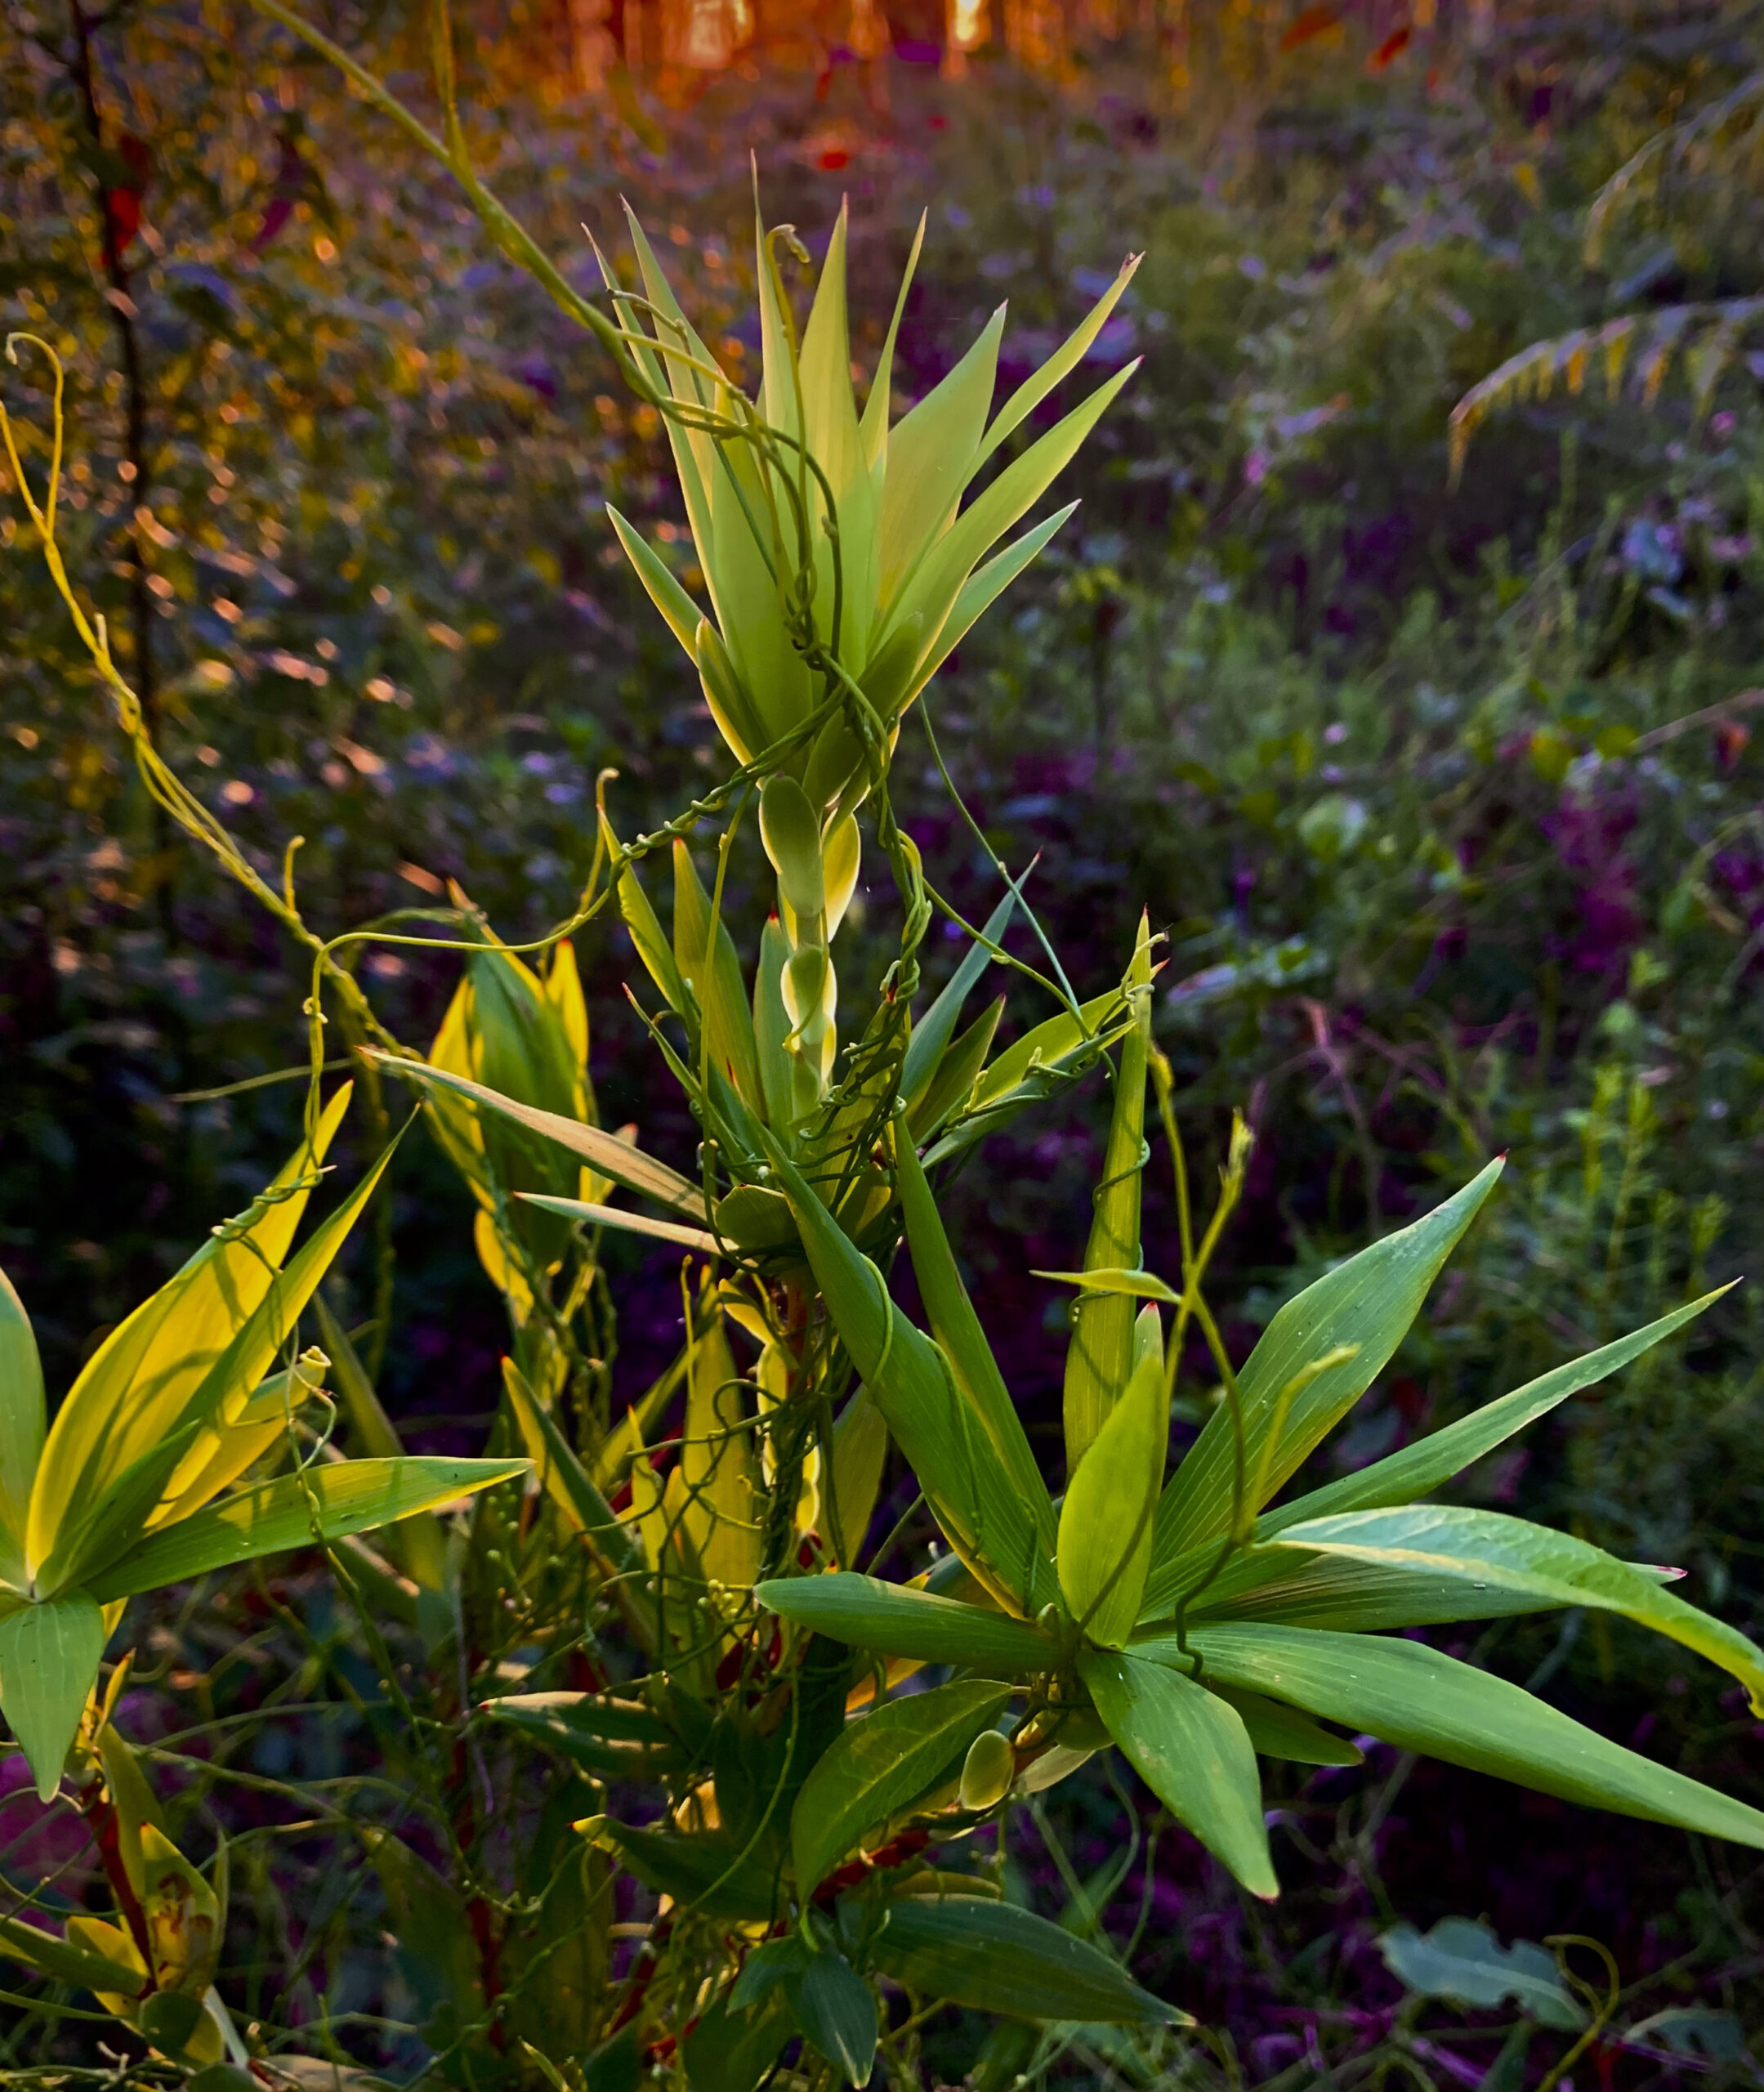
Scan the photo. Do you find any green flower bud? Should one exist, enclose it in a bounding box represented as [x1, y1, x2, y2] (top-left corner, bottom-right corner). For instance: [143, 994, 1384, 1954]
[959, 1727, 1016, 1812]
[760, 775, 827, 920]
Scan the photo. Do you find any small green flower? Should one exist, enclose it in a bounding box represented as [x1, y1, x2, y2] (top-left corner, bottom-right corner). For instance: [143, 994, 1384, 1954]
[599, 196, 1139, 793]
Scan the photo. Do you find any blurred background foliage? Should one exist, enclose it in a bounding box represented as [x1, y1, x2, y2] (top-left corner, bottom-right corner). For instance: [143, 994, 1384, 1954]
[5, 0, 1764, 2079]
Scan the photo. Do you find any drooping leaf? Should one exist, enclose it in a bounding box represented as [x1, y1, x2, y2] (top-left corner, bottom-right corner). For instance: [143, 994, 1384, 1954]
[1058, 1353, 1165, 1648]
[0, 1591, 106, 1799]
[1159, 1622, 1764, 1848]
[1259, 1290, 1728, 1539]
[363, 1053, 705, 1221]
[755, 1572, 1053, 1673]
[1079, 1648, 1275, 1897]
[1380, 1917, 1583, 2030]
[1266, 1505, 1764, 1712]
[87, 1457, 526, 1601]
[792, 1679, 1012, 1895]
[682, 1985, 797, 2092]
[1145, 1159, 1505, 1600]
[870, 1896, 1185, 2025]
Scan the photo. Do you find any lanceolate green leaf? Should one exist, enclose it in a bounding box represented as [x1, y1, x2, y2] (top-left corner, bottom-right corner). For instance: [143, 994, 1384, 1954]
[87, 1457, 527, 1602]
[504, 1359, 646, 1571]
[0, 1912, 147, 2000]
[0, 1590, 105, 1800]
[791, 1679, 1012, 1895]
[1161, 1622, 1764, 1848]
[908, 999, 1003, 1143]
[1063, 913, 1153, 1471]
[758, 1137, 1057, 1614]
[1209, 1683, 1362, 1766]
[481, 1692, 687, 1779]
[792, 1949, 878, 2090]
[908, 504, 1078, 703]
[364, 1053, 707, 1222]
[315, 1298, 449, 1591]
[33, 1419, 206, 1598]
[1058, 1353, 1164, 1647]
[672, 839, 761, 1110]
[979, 256, 1141, 461]
[1146, 1158, 1505, 1599]
[1079, 1648, 1276, 1898]
[605, 506, 702, 657]
[754, 1572, 1054, 1673]
[26, 1087, 352, 1567]
[0, 1268, 43, 1580]
[894, 1117, 1056, 1555]
[1259, 1290, 1729, 1540]
[1268, 1505, 1764, 1712]
[871, 1896, 1184, 2026]
[900, 888, 1016, 1112]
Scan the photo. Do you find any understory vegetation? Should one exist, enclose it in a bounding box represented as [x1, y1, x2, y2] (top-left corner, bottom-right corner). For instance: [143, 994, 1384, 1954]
[2, 0, 1764, 2085]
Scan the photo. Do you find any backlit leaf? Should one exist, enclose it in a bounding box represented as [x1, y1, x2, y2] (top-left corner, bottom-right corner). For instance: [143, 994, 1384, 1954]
[1259, 1290, 1727, 1539]
[0, 1268, 42, 1581]
[1146, 1159, 1504, 1600]
[1268, 1504, 1764, 1712]
[364, 1053, 705, 1220]
[1058, 1354, 1165, 1647]
[87, 1457, 526, 1601]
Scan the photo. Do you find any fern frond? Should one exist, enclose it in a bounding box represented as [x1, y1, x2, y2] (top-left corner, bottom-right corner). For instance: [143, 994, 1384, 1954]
[1449, 298, 1764, 482]
[1587, 71, 1764, 262]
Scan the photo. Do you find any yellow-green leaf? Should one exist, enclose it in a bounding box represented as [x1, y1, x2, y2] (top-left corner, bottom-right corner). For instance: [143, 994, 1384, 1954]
[1057, 1352, 1165, 1647]
[0, 1268, 43, 1583]
[86, 1457, 527, 1601]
